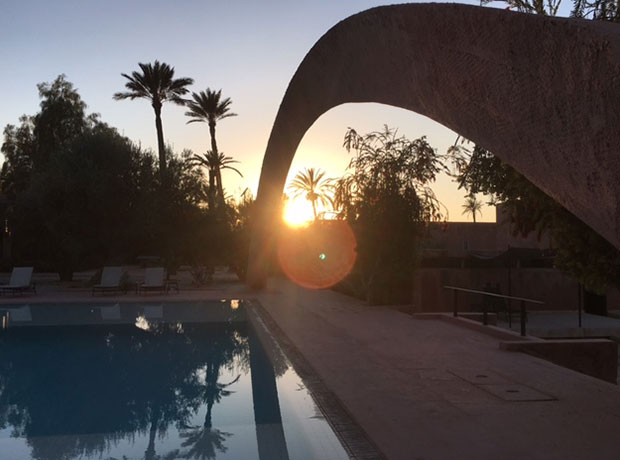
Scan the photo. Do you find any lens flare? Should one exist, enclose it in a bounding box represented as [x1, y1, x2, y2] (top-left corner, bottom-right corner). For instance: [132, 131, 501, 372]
[277, 220, 357, 289]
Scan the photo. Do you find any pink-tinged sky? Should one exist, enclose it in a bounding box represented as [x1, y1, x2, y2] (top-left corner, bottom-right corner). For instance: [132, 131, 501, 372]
[0, 1, 573, 222]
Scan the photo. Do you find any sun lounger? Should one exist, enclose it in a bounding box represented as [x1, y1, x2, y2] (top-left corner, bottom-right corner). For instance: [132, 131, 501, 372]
[92, 267, 125, 296]
[138, 267, 166, 294]
[0, 267, 36, 295]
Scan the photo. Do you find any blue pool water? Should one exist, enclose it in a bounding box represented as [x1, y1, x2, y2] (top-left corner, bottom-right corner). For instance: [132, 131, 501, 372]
[0, 301, 350, 460]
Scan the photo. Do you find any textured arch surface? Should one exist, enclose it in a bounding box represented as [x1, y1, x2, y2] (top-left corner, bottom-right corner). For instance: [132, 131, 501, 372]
[247, 3, 620, 288]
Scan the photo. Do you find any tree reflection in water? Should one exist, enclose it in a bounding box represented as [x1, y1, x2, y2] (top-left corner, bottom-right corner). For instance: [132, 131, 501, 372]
[0, 320, 250, 460]
[178, 330, 243, 460]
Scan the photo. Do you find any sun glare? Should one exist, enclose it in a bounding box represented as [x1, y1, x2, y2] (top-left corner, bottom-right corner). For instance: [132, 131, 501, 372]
[283, 197, 315, 227]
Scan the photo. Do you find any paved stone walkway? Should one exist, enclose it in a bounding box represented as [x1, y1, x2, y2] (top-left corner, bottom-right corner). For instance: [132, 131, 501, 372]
[255, 279, 620, 460]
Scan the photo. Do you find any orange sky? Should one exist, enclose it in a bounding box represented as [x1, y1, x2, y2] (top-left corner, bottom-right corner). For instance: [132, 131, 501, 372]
[228, 103, 496, 223]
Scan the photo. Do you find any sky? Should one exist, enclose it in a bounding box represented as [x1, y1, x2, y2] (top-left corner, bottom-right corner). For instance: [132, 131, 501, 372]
[0, 0, 569, 222]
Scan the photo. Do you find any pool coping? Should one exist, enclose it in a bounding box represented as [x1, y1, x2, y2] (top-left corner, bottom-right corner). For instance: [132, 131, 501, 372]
[249, 298, 386, 460]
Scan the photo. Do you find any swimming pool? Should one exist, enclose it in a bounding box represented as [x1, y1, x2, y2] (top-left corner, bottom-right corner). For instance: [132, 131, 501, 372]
[0, 301, 353, 460]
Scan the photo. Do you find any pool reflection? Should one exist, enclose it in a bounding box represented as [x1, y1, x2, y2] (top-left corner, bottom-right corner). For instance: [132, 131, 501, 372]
[0, 320, 290, 460]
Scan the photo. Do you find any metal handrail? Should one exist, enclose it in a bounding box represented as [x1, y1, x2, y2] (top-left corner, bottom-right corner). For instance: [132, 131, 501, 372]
[443, 285, 545, 336]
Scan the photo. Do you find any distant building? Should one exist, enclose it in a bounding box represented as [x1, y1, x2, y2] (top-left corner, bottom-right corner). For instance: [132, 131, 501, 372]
[423, 204, 550, 260]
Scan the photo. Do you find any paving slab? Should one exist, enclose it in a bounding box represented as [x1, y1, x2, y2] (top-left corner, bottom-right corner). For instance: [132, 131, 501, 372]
[255, 278, 620, 460]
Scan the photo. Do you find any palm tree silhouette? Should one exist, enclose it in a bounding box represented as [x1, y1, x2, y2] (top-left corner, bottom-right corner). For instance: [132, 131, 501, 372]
[190, 150, 242, 210]
[185, 89, 237, 206]
[179, 362, 239, 459]
[288, 168, 333, 220]
[113, 61, 193, 178]
[180, 426, 230, 460]
[462, 195, 483, 223]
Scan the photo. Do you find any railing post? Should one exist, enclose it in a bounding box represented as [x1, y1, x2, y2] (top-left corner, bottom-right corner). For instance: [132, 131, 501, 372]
[520, 300, 526, 336]
[453, 289, 458, 317]
[578, 283, 583, 328]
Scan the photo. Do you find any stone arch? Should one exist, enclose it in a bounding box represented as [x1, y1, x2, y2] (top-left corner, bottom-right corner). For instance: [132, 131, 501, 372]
[247, 3, 620, 288]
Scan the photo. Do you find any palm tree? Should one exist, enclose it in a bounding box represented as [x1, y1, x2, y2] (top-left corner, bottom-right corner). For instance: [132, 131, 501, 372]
[287, 168, 333, 220]
[185, 89, 237, 204]
[462, 194, 483, 223]
[113, 61, 193, 177]
[191, 151, 243, 209]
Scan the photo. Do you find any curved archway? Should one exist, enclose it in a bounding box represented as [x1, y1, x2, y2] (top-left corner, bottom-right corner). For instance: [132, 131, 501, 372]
[248, 3, 620, 288]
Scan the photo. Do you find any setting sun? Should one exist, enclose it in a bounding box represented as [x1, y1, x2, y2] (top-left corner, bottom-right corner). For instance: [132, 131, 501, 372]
[283, 197, 315, 227]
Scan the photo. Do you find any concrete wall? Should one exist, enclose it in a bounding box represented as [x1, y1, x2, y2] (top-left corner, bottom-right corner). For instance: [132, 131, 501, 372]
[426, 222, 550, 257]
[426, 205, 551, 257]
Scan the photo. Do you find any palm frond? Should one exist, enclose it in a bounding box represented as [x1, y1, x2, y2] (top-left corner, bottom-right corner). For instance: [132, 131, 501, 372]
[287, 167, 334, 217]
[183, 88, 237, 124]
[113, 60, 193, 104]
[222, 166, 243, 177]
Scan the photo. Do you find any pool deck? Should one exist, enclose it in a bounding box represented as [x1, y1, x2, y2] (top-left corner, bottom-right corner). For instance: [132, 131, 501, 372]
[2, 277, 620, 459]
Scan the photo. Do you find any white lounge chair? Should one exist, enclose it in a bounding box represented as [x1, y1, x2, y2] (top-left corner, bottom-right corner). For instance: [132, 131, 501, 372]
[92, 267, 124, 296]
[138, 267, 166, 294]
[0, 267, 36, 295]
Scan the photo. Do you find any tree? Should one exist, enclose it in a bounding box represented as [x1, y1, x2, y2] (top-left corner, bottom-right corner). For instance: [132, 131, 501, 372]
[333, 126, 445, 304]
[0, 117, 35, 201]
[287, 167, 333, 220]
[113, 61, 193, 177]
[33, 75, 94, 167]
[0, 75, 93, 196]
[451, 144, 620, 292]
[0, 76, 109, 277]
[482, 0, 562, 15]
[461, 194, 483, 223]
[190, 150, 243, 210]
[225, 189, 255, 281]
[1, 76, 217, 279]
[572, 0, 620, 21]
[185, 89, 237, 205]
[16, 124, 157, 279]
[484, 0, 619, 21]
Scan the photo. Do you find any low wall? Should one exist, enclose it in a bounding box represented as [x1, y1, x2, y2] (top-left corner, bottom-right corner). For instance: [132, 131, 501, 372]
[500, 339, 618, 384]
